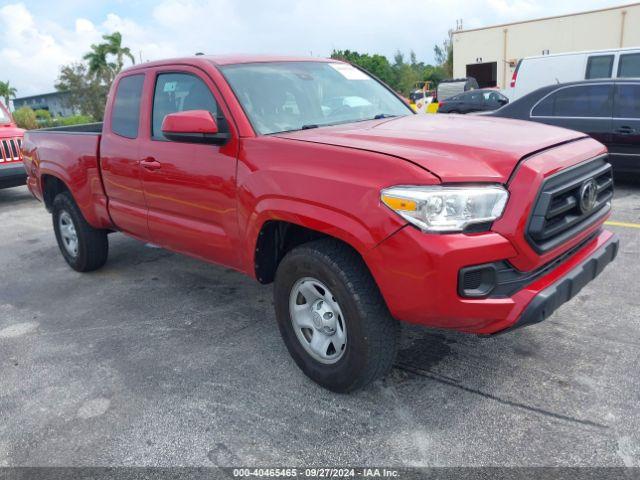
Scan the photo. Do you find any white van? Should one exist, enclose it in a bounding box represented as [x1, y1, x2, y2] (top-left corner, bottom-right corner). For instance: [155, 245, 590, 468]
[506, 47, 640, 100]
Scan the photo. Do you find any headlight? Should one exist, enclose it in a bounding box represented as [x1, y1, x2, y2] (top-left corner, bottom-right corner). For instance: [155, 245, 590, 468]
[381, 185, 508, 233]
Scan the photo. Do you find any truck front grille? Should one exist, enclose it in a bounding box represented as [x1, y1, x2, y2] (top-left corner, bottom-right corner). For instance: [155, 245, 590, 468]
[526, 156, 613, 253]
[0, 137, 22, 164]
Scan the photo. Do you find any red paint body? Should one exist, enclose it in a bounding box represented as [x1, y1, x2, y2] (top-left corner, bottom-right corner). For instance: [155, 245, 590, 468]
[162, 110, 219, 134]
[0, 102, 24, 165]
[22, 56, 614, 334]
[0, 101, 26, 188]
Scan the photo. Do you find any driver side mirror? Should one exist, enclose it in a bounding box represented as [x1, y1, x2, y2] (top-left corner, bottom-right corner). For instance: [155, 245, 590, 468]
[161, 110, 230, 145]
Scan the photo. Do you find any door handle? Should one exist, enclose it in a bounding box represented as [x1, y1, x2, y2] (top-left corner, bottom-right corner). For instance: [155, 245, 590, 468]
[140, 157, 161, 170]
[615, 126, 636, 135]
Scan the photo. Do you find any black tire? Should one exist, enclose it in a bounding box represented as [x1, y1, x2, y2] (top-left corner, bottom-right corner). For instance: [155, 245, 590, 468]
[52, 191, 108, 272]
[274, 238, 399, 392]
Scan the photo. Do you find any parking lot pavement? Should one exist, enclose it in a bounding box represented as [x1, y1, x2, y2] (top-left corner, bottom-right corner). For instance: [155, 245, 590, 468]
[0, 184, 639, 467]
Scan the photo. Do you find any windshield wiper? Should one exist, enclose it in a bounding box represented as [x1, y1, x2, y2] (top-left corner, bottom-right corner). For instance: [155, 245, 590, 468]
[285, 116, 398, 134]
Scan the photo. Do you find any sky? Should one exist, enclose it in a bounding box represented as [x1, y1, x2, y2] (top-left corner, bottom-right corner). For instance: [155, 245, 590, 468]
[0, 0, 631, 98]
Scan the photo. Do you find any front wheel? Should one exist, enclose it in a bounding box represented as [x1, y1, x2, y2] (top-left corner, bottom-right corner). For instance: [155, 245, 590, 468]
[52, 192, 109, 272]
[274, 239, 399, 392]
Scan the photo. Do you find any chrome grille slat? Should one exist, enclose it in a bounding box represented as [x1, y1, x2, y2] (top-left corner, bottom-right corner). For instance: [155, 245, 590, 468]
[526, 156, 613, 253]
[546, 196, 577, 219]
[1, 140, 10, 161]
[10, 139, 18, 158]
[0, 137, 22, 163]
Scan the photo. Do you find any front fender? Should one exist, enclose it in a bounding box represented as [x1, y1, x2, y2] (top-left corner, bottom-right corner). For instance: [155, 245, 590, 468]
[242, 197, 382, 277]
[236, 136, 440, 279]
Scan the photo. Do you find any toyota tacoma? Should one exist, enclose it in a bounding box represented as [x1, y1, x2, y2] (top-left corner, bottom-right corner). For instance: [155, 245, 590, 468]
[22, 56, 618, 392]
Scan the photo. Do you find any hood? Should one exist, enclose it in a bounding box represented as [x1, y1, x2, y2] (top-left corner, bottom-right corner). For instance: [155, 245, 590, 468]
[275, 114, 586, 183]
[0, 125, 25, 138]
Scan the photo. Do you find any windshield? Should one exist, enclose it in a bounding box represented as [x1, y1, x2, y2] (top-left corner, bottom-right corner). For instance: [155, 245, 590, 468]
[220, 61, 412, 135]
[0, 103, 11, 124]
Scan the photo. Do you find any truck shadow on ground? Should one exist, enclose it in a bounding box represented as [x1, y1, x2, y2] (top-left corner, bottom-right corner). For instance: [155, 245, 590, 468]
[87, 229, 609, 436]
[390, 324, 607, 430]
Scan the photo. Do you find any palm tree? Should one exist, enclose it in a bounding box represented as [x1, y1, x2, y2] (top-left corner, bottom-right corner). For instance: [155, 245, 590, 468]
[83, 32, 135, 85]
[103, 32, 135, 72]
[0, 81, 17, 107]
[83, 43, 111, 84]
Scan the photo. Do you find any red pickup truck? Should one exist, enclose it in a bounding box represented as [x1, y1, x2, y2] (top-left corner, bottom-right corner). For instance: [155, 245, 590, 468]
[0, 101, 25, 189]
[22, 56, 618, 392]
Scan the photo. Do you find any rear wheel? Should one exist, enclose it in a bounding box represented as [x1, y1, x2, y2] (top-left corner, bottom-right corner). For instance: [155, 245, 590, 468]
[52, 192, 108, 272]
[274, 239, 399, 392]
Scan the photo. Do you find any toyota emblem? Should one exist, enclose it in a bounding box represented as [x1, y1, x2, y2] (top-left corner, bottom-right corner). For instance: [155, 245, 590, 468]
[579, 179, 598, 213]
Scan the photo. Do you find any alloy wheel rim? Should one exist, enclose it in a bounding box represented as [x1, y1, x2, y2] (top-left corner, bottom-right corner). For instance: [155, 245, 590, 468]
[289, 277, 347, 364]
[58, 211, 79, 258]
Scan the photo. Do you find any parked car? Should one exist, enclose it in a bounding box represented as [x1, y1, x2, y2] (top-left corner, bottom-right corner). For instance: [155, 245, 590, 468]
[491, 79, 640, 176]
[0, 101, 26, 189]
[438, 89, 509, 114]
[23, 56, 618, 392]
[506, 47, 640, 100]
[436, 77, 479, 101]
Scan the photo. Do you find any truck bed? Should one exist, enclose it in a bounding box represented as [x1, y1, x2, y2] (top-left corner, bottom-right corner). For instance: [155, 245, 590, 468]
[36, 122, 103, 133]
[23, 125, 112, 229]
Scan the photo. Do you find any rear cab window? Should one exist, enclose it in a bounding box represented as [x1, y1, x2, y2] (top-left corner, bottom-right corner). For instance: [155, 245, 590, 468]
[532, 84, 613, 118]
[618, 53, 640, 78]
[585, 55, 614, 79]
[111, 74, 145, 138]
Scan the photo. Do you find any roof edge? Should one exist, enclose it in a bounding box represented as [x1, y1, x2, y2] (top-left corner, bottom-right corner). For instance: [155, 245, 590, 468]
[452, 2, 639, 35]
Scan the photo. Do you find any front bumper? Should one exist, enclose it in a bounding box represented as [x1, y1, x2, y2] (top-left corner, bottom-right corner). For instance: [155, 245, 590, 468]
[365, 226, 618, 335]
[500, 234, 618, 333]
[0, 163, 26, 189]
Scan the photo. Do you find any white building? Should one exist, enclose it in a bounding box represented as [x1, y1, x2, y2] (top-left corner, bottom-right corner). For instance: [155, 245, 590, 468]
[452, 2, 640, 89]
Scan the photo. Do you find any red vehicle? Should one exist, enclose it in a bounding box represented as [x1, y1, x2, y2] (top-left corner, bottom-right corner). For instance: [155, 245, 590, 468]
[0, 101, 25, 189]
[22, 56, 618, 392]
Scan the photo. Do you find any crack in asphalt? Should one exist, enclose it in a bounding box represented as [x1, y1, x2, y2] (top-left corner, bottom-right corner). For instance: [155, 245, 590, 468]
[394, 363, 608, 430]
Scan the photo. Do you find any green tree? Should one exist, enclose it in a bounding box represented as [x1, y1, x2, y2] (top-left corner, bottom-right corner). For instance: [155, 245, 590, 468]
[55, 62, 106, 120]
[103, 32, 135, 72]
[330, 49, 396, 87]
[434, 30, 453, 78]
[84, 32, 135, 84]
[12, 107, 38, 130]
[34, 109, 52, 123]
[331, 48, 450, 96]
[422, 64, 447, 86]
[83, 43, 111, 83]
[57, 31, 134, 121]
[391, 49, 426, 95]
[0, 80, 17, 107]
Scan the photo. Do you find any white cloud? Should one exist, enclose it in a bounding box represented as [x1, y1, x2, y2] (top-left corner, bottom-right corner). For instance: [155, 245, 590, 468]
[75, 18, 98, 35]
[0, 0, 627, 99]
[486, 0, 539, 17]
[0, 3, 101, 97]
